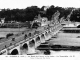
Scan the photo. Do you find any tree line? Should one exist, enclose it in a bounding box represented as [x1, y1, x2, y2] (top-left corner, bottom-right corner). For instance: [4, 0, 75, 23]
[0, 5, 77, 22]
[70, 8, 80, 22]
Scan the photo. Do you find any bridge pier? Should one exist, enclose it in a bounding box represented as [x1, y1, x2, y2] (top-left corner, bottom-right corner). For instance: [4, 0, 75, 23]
[45, 31, 48, 37]
[27, 39, 36, 54]
[35, 36, 41, 47]
[44, 30, 52, 40]
[27, 47, 36, 54]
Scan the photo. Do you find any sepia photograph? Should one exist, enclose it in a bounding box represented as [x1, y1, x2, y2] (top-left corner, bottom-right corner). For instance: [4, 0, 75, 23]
[0, 0, 80, 60]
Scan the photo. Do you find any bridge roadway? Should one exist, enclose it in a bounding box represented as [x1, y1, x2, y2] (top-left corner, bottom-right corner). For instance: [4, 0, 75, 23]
[0, 21, 64, 55]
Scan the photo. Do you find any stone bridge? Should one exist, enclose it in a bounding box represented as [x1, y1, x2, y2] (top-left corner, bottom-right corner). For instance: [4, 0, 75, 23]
[0, 21, 64, 55]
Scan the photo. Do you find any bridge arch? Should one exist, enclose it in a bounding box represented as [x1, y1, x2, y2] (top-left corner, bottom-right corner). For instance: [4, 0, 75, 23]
[20, 43, 28, 50]
[29, 39, 35, 48]
[20, 43, 28, 55]
[41, 34, 45, 39]
[10, 49, 19, 55]
[36, 36, 40, 42]
[45, 31, 48, 36]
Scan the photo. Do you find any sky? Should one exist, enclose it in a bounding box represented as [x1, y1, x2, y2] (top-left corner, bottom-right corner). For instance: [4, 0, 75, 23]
[0, 0, 80, 9]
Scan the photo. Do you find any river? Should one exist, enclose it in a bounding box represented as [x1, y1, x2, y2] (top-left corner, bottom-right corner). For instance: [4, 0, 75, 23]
[33, 29, 80, 55]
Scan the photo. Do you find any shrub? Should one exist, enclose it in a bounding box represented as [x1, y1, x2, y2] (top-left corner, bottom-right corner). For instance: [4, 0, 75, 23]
[6, 33, 14, 38]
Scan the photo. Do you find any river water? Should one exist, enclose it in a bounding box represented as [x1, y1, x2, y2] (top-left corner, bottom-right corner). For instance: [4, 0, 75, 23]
[32, 30, 80, 55]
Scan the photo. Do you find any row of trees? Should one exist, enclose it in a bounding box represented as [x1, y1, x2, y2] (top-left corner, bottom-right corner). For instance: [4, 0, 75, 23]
[0, 6, 41, 22]
[0, 5, 76, 22]
[70, 9, 80, 22]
